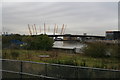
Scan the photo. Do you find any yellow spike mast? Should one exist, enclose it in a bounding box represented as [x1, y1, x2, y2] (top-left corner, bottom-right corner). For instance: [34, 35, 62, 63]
[28, 24, 32, 35]
[60, 24, 64, 35]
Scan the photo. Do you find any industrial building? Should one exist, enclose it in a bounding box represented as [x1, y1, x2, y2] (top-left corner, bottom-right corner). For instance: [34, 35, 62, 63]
[106, 31, 120, 40]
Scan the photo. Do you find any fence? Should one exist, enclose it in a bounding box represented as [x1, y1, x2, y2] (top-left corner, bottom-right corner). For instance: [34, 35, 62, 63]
[1, 59, 120, 79]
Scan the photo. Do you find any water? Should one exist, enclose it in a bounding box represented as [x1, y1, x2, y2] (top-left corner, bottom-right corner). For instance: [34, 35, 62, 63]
[53, 41, 85, 49]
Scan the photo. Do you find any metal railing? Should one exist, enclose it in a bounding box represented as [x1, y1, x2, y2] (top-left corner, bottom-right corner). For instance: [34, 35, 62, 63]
[1, 59, 120, 79]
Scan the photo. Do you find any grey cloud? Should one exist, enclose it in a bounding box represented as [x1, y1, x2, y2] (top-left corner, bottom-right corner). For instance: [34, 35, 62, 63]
[2, 2, 118, 35]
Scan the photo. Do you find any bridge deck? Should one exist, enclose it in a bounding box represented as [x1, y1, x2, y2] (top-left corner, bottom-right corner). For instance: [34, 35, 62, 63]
[48, 35, 105, 38]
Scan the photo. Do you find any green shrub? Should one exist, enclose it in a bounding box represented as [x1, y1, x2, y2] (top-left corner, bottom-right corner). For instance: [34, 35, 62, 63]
[80, 59, 86, 66]
[11, 51, 19, 59]
[47, 59, 77, 66]
[82, 42, 107, 58]
[2, 34, 22, 49]
[109, 44, 120, 59]
[24, 34, 54, 50]
[62, 59, 77, 65]
[3, 52, 7, 59]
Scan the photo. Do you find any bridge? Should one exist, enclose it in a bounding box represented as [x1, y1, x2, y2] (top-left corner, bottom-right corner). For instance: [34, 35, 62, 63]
[48, 34, 105, 38]
[48, 34, 105, 41]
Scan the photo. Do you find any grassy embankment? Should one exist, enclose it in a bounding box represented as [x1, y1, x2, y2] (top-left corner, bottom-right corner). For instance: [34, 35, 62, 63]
[2, 48, 120, 70]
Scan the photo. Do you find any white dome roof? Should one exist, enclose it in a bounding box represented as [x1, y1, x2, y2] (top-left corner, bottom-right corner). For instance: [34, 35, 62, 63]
[38, 32, 60, 35]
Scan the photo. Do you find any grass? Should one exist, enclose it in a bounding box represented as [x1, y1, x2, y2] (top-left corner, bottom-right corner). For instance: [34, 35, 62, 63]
[2, 49, 120, 70]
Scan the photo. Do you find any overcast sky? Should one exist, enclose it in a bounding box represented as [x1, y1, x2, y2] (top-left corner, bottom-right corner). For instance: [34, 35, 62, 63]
[2, 2, 118, 36]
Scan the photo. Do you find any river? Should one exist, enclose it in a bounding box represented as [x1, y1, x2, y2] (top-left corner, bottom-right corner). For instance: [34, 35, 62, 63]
[53, 41, 85, 49]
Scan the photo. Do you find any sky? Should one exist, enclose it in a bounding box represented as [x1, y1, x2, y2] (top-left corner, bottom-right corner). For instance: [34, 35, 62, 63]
[2, 2, 118, 36]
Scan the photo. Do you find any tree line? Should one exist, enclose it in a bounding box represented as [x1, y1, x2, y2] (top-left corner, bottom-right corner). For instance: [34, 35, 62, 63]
[2, 34, 54, 50]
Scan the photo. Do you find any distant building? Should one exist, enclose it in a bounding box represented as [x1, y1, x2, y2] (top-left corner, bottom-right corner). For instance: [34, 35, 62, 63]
[106, 31, 120, 40]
